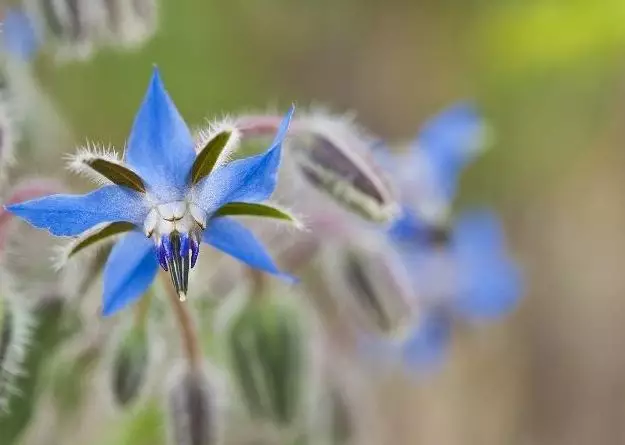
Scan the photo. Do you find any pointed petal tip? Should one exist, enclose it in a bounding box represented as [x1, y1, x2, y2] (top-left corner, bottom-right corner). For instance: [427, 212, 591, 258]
[100, 304, 116, 318]
[269, 105, 296, 148]
[277, 272, 299, 285]
[148, 66, 164, 91]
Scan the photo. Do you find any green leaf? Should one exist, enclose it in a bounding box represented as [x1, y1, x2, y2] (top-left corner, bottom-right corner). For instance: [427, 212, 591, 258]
[67, 222, 135, 259]
[190, 131, 233, 185]
[84, 157, 146, 193]
[214, 202, 300, 227]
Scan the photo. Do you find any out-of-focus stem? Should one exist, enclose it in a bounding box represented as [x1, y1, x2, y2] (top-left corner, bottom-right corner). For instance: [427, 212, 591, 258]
[161, 273, 201, 369]
[246, 267, 267, 297]
[133, 289, 153, 330]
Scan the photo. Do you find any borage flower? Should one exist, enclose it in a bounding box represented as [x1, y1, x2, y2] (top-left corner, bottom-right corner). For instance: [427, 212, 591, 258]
[396, 209, 522, 369]
[376, 102, 490, 225]
[364, 104, 520, 370]
[6, 68, 299, 316]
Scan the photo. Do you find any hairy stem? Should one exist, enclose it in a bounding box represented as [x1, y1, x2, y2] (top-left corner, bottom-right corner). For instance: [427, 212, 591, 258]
[160, 273, 201, 369]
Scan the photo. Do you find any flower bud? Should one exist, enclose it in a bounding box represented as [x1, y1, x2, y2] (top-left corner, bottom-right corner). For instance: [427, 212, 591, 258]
[318, 235, 416, 340]
[166, 363, 221, 445]
[0, 297, 64, 442]
[236, 110, 400, 223]
[110, 324, 149, 407]
[0, 297, 34, 413]
[49, 336, 101, 416]
[0, 97, 17, 181]
[24, 0, 97, 60]
[97, 0, 158, 49]
[225, 293, 305, 427]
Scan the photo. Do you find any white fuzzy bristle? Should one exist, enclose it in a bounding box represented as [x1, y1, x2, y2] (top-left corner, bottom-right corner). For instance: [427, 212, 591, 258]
[66, 143, 126, 186]
[193, 117, 242, 169]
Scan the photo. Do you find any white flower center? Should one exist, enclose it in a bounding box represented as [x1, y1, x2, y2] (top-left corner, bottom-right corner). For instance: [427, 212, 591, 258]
[143, 201, 206, 240]
[142, 200, 207, 300]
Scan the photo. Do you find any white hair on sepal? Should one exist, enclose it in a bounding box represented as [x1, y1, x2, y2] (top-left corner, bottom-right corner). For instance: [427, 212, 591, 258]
[259, 201, 309, 233]
[66, 141, 125, 186]
[52, 234, 114, 274]
[193, 115, 242, 168]
[51, 223, 125, 272]
[294, 104, 378, 156]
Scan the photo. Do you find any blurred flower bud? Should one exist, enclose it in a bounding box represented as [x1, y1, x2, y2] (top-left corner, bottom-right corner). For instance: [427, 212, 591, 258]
[23, 0, 97, 60]
[22, 0, 159, 60]
[110, 323, 150, 408]
[225, 293, 305, 427]
[0, 97, 18, 181]
[0, 296, 64, 442]
[166, 363, 221, 445]
[48, 334, 102, 416]
[97, 0, 158, 49]
[236, 110, 400, 223]
[317, 234, 416, 340]
[0, 297, 35, 412]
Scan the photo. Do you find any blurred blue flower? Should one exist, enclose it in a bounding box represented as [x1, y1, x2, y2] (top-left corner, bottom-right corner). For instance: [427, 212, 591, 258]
[6, 68, 298, 316]
[370, 103, 520, 370]
[1, 8, 40, 61]
[395, 208, 522, 368]
[414, 102, 488, 203]
[375, 102, 489, 225]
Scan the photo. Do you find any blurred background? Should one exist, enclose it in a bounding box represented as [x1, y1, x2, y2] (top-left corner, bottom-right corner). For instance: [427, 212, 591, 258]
[4, 0, 625, 444]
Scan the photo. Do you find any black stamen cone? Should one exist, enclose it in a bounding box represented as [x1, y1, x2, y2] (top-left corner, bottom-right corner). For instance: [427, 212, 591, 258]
[166, 232, 190, 300]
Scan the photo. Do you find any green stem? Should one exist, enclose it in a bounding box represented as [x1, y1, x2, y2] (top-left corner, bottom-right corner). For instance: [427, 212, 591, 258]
[160, 273, 201, 370]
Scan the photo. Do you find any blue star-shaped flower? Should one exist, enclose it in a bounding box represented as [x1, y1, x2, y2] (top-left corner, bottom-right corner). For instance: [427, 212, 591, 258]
[5, 68, 298, 316]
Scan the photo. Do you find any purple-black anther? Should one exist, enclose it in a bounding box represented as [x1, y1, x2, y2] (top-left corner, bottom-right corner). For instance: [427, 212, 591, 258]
[158, 245, 169, 271]
[162, 235, 174, 261]
[191, 238, 199, 268]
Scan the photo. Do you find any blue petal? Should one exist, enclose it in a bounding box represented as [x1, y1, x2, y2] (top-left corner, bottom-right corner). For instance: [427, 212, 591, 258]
[125, 67, 196, 201]
[356, 310, 451, 374]
[102, 232, 158, 316]
[454, 256, 522, 320]
[202, 217, 295, 283]
[2, 9, 39, 61]
[453, 208, 505, 254]
[194, 106, 294, 213]
[5, 185, 148, 236]
[415, 102, 486, 200]
[451, 209, 523, 319]
[402, 310, 452, 370]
